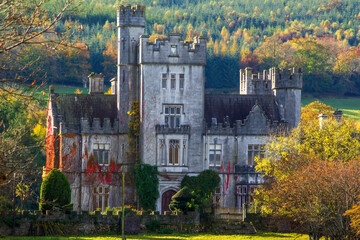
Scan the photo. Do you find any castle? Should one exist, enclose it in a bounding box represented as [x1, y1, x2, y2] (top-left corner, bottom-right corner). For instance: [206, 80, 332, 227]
[45, 5, 302, 213]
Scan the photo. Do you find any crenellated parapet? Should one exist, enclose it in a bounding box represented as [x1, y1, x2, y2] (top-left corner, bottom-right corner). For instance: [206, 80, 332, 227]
[155, 124, 190, 134]
[240, 67, 302, 95]
[239, 68, 272, 95]
[117, 4, 145, 27]
[58, 118, 119, 134]
[270, 67, 302, 90]
[206, 104, 285, 135]
[139, 34, 207, 65]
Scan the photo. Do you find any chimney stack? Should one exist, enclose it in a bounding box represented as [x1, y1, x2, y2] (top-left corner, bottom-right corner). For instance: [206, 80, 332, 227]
[88, 73, 104, 94]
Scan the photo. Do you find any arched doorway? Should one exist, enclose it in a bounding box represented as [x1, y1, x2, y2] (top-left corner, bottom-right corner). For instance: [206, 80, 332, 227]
[161, 190, 177, 214]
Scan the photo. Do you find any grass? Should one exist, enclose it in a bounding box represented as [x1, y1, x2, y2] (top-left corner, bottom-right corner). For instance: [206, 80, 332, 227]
[4, 233, 311, 240]
[301, 97, 360, 121]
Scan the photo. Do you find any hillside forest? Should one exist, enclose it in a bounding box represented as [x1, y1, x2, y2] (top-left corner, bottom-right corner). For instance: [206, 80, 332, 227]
[18, 0, 360, 96]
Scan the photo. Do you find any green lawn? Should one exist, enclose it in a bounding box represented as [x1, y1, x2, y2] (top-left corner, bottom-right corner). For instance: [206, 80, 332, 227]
[302, 97, 360, 121]
[4, 233, 311, 240]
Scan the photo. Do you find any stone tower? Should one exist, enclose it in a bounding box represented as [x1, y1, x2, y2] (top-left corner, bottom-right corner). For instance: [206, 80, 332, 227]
[239, 67, 302, 128]
[117, 5, 145, 132]
[271, 67, 302, 128]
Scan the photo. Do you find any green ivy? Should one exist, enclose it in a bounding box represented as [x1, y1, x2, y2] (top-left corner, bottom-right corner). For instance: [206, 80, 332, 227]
[135, 164, 159, 211]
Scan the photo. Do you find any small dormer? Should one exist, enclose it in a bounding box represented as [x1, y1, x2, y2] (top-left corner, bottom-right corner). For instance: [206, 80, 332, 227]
[88, 73, 104, 94]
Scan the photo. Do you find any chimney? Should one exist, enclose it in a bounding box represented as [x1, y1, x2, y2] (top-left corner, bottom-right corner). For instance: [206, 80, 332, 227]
[110, 77, 117, 95]
[333, 109, 343, 122]
[88, 73, 104, 94]
[318, 113, 328, 129]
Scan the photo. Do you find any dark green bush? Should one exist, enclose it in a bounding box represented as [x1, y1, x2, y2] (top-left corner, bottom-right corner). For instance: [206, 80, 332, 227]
[169, 186, 196, 214]
[135, 164, 159, 210]
[145, 219, 161, 232]
[39, 168, 72, 212]
[158, 228, 173, 234]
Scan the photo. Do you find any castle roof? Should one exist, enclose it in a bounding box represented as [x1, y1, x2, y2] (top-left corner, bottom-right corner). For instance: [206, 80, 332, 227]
[204, 94, 281, 126]
[51, 93, 117, 126]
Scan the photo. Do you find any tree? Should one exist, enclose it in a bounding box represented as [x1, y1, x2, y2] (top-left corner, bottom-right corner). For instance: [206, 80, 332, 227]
[0, 0, 78, 215]
[181, 170, 220, 214]
[39, 168, 72, 212]
[255, 102, 360, 239]
[169, 186, 195, 214]
[0, 0, 79, 96]
[134, 164, 159, 211]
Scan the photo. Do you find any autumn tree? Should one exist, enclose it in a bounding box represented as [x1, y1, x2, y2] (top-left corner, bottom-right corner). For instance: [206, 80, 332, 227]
[0, 0, 79, 215]
[256, 102, 360, 239]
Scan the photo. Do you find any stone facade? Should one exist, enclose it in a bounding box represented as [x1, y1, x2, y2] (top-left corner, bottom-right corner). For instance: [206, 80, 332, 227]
[45, 5, 302, 214]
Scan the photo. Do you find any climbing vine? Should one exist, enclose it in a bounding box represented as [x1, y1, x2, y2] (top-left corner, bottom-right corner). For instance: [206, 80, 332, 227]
[127, 100, 159, 210]
[127, 100, 140, 165]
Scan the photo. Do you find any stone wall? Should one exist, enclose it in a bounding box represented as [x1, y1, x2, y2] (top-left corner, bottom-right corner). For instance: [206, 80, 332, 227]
[0, 210, 200, 236]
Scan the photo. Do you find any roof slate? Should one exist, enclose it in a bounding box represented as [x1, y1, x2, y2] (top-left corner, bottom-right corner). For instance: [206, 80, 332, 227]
[204, 94, 280, 126]
[52, 93, 117, 126]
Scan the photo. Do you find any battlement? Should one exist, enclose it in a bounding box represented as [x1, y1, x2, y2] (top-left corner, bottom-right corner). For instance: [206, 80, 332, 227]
[117, 5, 145, 27]
[240, 67, 302, 95]
[58, 118, 119, 134]
[239, 68, 272, 95]
[139, 35, 207, 65]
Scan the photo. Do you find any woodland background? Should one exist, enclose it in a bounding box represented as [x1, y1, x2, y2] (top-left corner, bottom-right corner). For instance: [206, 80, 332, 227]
[19, 0, 360, 96]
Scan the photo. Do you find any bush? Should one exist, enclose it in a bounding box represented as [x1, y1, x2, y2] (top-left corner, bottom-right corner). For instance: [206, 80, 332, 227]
[135, 164, 159, 210]
[169, 186, 196, 214]
[158, 228, 173, 234]
[145, 219, 161, 232]
[39, 168, 72, 212]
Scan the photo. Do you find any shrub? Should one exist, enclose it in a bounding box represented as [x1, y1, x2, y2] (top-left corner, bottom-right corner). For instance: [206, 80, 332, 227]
[145, 219, 161, 232]
[158, 228, 173, 234]
[169, 186, 196, 214]
[39, 168, 72, 212]
[135, 164, 159, 210]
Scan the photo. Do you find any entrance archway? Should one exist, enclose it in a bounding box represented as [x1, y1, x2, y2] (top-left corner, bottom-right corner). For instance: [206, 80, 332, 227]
[161, 190, 177, 214]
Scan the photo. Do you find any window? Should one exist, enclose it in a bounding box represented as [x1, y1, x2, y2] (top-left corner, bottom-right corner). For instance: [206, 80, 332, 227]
[170, 73, 176, 89]
[162, 73, 167, 89]
[160, 139, 166, 165]
[93, 185, 109, 212]
[182, 140, 187, 166]
[209, 144, 222, 166]
[164, 106, 181, 128]
[179, 74, 184, 89]
[237, 185, 247, 207]
[170, 45, 177, 55]
[169, 140, 180, 165]
[121, 144, 125, 162]
[93, 143, 110, 167]
[247, 144, 265, 166]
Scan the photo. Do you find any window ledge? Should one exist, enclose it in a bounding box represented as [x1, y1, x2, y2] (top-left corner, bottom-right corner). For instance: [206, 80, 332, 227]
[158, 166, 188, 173]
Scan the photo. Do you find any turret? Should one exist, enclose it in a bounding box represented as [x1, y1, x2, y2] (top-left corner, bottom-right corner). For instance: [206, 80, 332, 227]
[271, 67, 302, 128]
[117, 5, 145, 132]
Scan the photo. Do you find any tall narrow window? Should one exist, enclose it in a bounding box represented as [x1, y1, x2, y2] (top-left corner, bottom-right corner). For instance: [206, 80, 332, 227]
[93, 185, 109, 212]
[247, 144, 265, 166]
[182, 140, 187, 166]
[121, 144, 125, 163]
[122, 38, 126, 50]
[162, 73, 167, 89]
[122, 70, 125, 83]
[170, 73, 176, 89]
[169, 140, 180, 165]
[160, 139, 166, 165]
[209, 144, 222, 166]
[179, 74, 184, 90]
[164, 106, 181, 128]
[93, 143, 110, 168]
